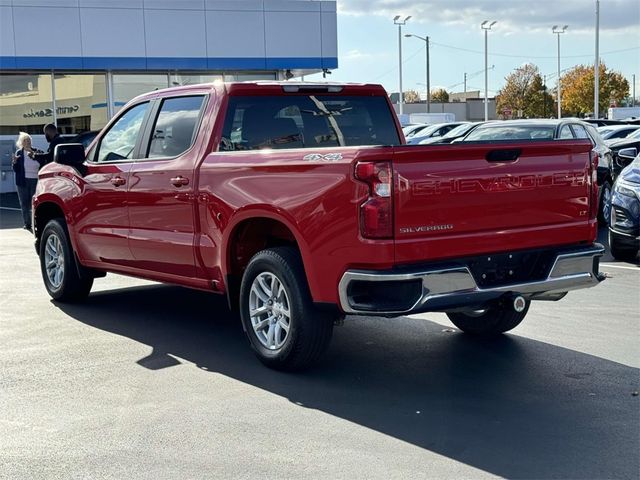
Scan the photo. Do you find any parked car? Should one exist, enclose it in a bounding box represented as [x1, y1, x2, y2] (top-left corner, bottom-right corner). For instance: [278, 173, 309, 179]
[33, 82, 605, 370]
[419, 122, 483, 145]
[582, 119, 628, 128]
[608, 150, 639, 262]
[70, 130, 99, 150]
[597, 125, 640, 141]
[459, 119, 614, 224]
[402, 123, 429, 139]
[606, 128, 640, 178]
[406, 122, 469, 145]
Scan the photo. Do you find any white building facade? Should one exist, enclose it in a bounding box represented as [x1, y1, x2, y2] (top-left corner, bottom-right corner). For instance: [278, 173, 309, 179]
[0, 0, 338, 136]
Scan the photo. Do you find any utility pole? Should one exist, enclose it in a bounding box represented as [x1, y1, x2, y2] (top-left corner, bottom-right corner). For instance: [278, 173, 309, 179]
[553, 25, 568, 119]
[464, 72, 467, 94]
[394, 15, 411, 115]
[481, 20, 497, 121]
[633, 74, 636, 107]
[405, 33, 430, 113]
[594, 0, 600, 118]
[543, 74, 547, 118]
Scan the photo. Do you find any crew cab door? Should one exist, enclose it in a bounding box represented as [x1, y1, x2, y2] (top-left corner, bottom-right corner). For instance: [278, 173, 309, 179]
[74, 101, 152, 266]
[126, 94, 207, 278]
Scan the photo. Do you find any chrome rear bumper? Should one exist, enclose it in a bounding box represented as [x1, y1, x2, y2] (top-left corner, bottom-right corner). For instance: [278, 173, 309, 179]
[338, 244, 605, 316]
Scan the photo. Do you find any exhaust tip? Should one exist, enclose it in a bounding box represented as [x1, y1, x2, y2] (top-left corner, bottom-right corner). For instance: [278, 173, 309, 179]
[513, 295, 526, 313]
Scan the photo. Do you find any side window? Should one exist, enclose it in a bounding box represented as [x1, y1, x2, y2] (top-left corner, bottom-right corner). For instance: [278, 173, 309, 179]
[558, 125, 574, 139]
[572, 124, 590, 139]
[147, 96, 205, 158]
[96, 102, 149, 162]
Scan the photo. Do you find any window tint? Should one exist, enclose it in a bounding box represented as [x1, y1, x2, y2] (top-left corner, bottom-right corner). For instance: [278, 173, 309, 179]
[147, 95, 205, 158]
[220, 95, 400, 151]
[464, 125, 555, 141]
[559, 125, 574, 139]
[96, 102, 149, 162]
[572, 124, 590, 139]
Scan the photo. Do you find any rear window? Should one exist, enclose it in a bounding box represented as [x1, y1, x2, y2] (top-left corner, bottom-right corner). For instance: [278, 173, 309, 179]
[464, 125, 555, 141]
[219, 95, 401, 151]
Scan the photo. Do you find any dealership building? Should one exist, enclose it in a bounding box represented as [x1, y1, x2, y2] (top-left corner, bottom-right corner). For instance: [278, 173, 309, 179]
[0, 0, 338, 137]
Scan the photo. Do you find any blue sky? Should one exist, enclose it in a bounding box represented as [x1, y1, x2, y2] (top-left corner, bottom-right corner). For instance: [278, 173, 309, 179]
[307, 0, 640, 99]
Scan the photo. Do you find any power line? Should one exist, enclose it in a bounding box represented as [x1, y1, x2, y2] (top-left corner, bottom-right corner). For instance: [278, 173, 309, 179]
[372, 44, 425, 82]
[430, 41, 639, 59]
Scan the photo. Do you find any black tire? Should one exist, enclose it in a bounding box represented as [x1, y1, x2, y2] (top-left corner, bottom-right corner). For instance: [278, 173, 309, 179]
[239, 247, 333, 371]
[39, 218, 93, 302]
[608, 229, 638, 262]
[598, 180, 612, 226]
[446, 299, 530, 336]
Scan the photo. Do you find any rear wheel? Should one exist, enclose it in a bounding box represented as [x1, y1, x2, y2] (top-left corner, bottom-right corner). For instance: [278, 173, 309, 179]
[239, 247, 333, 371]
[447, 299, 530, 336]
[39, 218, 93, 302]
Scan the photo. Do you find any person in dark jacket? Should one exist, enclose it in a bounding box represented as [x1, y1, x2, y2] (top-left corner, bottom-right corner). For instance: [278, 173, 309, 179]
[12, 132, 40, 231]
[29, 123, 64, 167]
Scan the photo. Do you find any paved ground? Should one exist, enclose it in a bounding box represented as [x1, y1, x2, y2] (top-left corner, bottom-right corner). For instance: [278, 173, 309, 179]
[1, 199, 639, 479]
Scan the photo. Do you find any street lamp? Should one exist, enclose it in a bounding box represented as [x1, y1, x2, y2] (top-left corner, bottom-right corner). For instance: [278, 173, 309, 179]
[481, 20, 497, 121]
[594, 0, 600, 118]
[405, 33, 430, 113]
[552, 24, 568, 119]
[394, 15, 411, 115]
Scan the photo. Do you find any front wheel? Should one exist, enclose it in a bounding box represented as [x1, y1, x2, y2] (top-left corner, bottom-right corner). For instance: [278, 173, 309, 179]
[239, 247, 333, 371]
[39, 218, 93, 302]
[446, 299, 530, 336]
[598, 180, 612, 225]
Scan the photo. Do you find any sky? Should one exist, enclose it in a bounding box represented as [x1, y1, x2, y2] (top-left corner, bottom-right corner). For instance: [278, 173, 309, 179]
[306, 0, 640, 99]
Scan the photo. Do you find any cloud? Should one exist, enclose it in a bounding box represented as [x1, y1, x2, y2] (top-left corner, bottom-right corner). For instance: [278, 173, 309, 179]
[338, 0, 640, 33]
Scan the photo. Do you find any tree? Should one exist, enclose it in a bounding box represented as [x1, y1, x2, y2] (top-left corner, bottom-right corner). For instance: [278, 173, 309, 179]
[404, 89, 421, 104]
[560, 63, 630, 116]
[496, 63, 552, 118]
[431, 88, 449, 103]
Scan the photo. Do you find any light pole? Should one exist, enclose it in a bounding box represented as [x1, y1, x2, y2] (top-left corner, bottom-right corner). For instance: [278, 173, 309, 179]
[394, 15, 411, 115]
[594, 0, 600, 118]
[481, 20, 496, 121]
[552, 25, 568, 119]
[405, 33, 430, 113]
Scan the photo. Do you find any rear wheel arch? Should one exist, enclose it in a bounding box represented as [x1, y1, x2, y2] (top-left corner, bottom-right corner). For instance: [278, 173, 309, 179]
[223, 215, 315, 310]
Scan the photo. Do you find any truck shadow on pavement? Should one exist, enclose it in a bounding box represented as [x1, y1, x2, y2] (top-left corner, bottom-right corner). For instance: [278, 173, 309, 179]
[57, 284, 640, 480]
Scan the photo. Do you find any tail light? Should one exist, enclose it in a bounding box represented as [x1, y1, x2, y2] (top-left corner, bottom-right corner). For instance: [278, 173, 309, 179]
[355, 161, 393, 239]
[589, 151, 599, 220]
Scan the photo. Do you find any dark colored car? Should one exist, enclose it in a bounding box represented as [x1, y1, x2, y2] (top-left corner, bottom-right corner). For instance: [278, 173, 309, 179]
[582, 119, 628, 127]
[598, 125, 640, 141]
[459, 119, 614, 224]
[606, 128, 640, 179]
[70, 130, 99, 150]
[608, 152, 640, 262]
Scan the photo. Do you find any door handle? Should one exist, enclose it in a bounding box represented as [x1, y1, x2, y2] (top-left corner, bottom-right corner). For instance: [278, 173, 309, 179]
[111, 176, 126, 187]
[486, 149, 521, 162]
[170, 176, 189, 187]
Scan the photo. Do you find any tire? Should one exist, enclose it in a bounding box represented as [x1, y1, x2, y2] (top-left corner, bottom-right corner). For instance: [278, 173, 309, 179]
[446, 299, 530, 336]
[598, 180, 612, 226]
[39, 218, 93, 302]
[239, 247, 333, 371]
[609, 229, 638, 262]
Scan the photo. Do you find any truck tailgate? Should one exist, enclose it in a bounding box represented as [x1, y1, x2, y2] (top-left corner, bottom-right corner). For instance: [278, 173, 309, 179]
[393, 140, 596, 264]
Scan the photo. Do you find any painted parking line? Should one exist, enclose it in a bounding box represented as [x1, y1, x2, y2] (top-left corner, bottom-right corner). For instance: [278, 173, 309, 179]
[600, 263, 639, 271]
[0, 207, 21, 211]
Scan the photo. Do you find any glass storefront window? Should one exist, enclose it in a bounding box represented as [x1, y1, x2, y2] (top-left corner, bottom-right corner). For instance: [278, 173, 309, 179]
[53, 74, 108, 135]
[169, 73, 223, 86]
[0, 73, 53, 137]
[112, 74, 169, 114]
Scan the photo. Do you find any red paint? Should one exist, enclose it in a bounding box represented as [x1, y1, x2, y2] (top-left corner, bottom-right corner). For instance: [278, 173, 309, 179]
[33, 82, 598, 310]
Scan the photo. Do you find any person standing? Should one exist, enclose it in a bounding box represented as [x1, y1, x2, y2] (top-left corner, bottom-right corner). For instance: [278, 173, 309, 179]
[29, 123, 64, 167]
[12, 132, 40, 231]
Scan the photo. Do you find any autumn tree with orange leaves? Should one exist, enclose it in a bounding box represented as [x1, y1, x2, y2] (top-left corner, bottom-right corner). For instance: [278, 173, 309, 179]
[560, 63, 629, 116]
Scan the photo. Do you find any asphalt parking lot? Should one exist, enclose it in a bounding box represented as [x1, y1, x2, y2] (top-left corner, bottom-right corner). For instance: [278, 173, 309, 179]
[1, 195, 639, 480]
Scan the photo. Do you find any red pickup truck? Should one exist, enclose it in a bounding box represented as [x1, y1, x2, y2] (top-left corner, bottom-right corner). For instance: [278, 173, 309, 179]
[33, 82, 605, 370]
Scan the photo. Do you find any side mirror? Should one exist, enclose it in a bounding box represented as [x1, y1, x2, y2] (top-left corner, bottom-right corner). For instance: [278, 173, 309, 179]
[618, 147, 638, 160]
[54, 143, 87, 175]
[54, 143, 85, 166]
